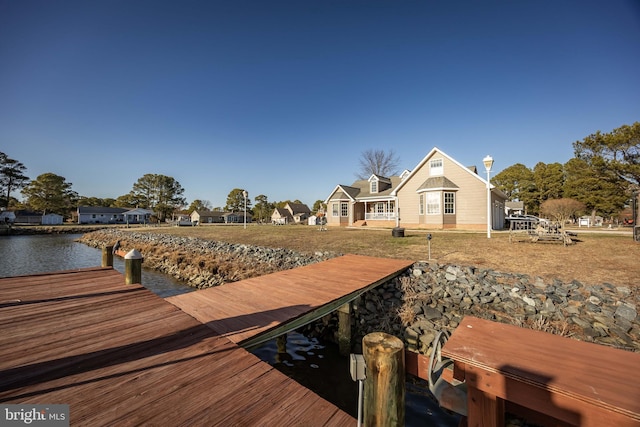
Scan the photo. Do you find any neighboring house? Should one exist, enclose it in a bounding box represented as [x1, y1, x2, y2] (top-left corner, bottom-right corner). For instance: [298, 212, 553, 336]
[191, 210, 225, 224]
[77, 206, 153, 224]
[271, 208, 291, 225]
[286, 202, 311, 223]
[42, 213, 64, 225]
[578, 216, 603, 227]
[13, 210, 43, 224]
[0, 211, 16, 224]
[505, 201, 524, 216]
[324, 147, 506, 230]
[271, 202, 312, 225]
[223, 212, 253, 224]
[124, 208, 154, 224]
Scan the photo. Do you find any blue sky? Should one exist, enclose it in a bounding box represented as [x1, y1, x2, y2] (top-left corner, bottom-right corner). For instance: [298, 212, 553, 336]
[1, 1, 639, 209]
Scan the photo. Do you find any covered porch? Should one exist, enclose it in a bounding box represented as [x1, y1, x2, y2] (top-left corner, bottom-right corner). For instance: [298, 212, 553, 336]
[357, 198, 397, 224]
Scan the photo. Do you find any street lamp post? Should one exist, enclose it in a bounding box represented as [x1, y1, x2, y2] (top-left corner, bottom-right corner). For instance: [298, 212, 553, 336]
[242, 190, 248, 229]
[483, 155, 494, 239]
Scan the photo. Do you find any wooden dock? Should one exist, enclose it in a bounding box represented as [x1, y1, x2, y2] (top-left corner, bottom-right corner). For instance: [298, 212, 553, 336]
[0, 254, 413, 426]
[167, 254, 414, 347]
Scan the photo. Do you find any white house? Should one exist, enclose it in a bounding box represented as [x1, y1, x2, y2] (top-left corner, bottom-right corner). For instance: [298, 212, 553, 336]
[77, 206, 153, 224]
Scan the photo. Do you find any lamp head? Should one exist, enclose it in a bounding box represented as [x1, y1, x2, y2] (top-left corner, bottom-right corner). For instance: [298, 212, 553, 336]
[483, 155, 494, 172]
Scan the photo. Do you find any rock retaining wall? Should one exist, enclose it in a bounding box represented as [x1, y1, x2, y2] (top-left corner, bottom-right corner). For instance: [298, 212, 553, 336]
[78, 229, 339, 288]
[348, 262, 639, 353]
[79, 229, 640, 353]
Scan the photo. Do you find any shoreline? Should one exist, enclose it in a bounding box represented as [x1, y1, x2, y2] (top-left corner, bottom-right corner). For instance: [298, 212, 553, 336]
[79, 229, 639, 353]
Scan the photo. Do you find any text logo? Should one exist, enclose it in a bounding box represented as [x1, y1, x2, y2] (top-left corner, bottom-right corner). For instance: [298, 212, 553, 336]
[1, 405, 68, 426]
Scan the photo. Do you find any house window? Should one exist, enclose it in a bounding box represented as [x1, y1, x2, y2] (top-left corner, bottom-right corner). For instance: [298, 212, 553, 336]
[341, 202, 348, 217]
[426, 192, 440, 214]
[332, 203, 339, 217]
[444, 192, 455, 214]
[371, 180, 378, 193]
[419, 194, 424, 215]
[376, 203, 385, 214]
[430, 158, 443, 176]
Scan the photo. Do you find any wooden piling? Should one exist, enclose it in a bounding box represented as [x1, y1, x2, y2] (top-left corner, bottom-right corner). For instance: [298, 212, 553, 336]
[277, 334, 287, 353]
[362, 332, 405, 427]
[124, 249, 143, 285]
[102, 246, 114, 267]
[337, 303, 351, 356]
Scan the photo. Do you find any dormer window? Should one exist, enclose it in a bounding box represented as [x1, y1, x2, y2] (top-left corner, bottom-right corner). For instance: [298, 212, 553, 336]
[369, 174, 391, 193]
[430, 158, 443, 176]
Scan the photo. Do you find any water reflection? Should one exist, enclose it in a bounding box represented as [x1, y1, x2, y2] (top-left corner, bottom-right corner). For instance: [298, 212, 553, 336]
[0, 234, 193, 298]
[251, 331, 461, 427]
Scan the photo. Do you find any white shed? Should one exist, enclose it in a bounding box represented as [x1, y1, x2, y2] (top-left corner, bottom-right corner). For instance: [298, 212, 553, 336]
[0, 211, 16, 224]
[42, 213, 64, 225]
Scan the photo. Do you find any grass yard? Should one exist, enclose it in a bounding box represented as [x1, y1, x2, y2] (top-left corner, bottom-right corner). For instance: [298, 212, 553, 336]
[130, 224, 638, 287]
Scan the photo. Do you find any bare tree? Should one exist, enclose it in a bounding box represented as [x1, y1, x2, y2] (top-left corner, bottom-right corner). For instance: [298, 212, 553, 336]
[356, 149, 400, 180]
[540, 198, 586, 225]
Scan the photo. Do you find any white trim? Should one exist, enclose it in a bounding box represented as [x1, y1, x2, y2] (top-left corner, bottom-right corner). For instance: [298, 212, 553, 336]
[391, 146, 498, 196]
[325, 184, 357, 204]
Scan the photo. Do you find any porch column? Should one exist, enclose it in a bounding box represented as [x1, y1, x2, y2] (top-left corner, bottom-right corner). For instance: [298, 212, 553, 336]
[350, 201, 354, 226]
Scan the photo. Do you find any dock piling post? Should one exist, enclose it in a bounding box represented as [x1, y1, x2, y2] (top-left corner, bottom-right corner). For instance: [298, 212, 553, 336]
[124, 249, 143, 284]
[277, 335, 287, 353]
[338, 303, 352, 356]
[362, 332, 405, 427]
[102, 246, 114, 267]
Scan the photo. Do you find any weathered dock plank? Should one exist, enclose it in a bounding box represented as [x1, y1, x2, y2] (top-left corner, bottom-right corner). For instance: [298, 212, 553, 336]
[167, 254, 414, 346]
[0, 267, 354, 426]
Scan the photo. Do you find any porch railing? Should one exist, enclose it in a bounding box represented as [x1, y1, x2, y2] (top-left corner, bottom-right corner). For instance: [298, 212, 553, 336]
[365, 213, 396, 221]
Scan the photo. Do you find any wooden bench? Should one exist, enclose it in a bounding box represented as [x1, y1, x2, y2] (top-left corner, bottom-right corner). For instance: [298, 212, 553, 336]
[441, 316, 640, 427]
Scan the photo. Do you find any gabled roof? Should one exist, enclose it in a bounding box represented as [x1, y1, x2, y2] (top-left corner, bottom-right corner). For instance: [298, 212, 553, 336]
[349, 176, 402, 199]
[325, 173, 403, 202]
[286, 203, 311, 214]
[273, 208, 292, 218]
[391, 147, 496, 196]
[505, 201, 524, 210]
[416, 176, 459, 191]
[368, 174, 392, 185]
[325, 185, 360, 203]
[124, 208, 153, 215]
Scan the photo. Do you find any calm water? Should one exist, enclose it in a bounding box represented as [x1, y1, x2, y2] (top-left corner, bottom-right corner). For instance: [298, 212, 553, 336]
[0, 233, 460, 426]
[0, 233, 192, 297]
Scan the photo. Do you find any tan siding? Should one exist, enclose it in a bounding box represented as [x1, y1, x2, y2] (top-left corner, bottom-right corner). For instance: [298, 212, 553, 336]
[397, 150, 490, 229]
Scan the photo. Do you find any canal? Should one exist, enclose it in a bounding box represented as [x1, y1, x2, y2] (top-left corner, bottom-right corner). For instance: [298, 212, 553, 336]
[0, 233, 460, 426]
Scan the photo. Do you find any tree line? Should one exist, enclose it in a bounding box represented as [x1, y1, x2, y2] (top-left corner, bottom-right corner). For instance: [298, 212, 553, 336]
[2, 122, 638, 223]
[0, 158, 324, 222]
[493, 122, 639, 222]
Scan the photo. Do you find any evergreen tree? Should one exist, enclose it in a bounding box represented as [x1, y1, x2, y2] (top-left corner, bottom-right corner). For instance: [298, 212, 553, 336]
[130, 174, 186, 221]
[22, 173, 77, 216]
[0, 152, 29, 209]
[225, 188, 252, 213]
